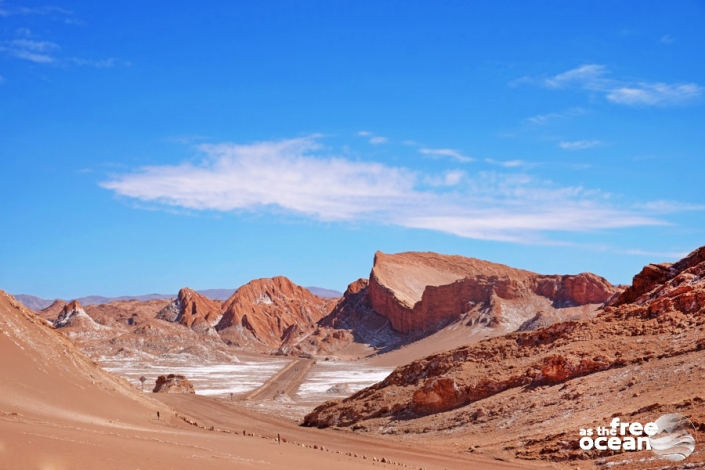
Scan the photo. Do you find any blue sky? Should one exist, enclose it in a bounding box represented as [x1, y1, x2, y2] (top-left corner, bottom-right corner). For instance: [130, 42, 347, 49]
[1, 1, 703, 298]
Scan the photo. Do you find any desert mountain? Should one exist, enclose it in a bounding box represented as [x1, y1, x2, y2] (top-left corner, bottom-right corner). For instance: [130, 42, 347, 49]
[304, 245, 705, 466]
[13, 293, 54, 310]
[42, 297, 238, 364]
[15, 286, 341, 311]
[306, 286, 344, 298]
[36, 298, 67, 322]
[317, 279, 405, 353]
[54, 299, 100, 329]
[0, 290, 165, 425]
[300, 251, 619, 360]
[216, 276, 337, 348]
[368, 251, 618, 333]
[157, 287, 223, 334]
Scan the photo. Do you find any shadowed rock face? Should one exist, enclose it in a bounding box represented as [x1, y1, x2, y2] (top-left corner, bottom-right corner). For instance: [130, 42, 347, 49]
[303, 245, 705, 430]
[368, 251, 618, 333]
[156, 288, 222, 334]
[317, 279, 404, 353]
[216, 276, 336, 347]
[152, 374, 195, 394]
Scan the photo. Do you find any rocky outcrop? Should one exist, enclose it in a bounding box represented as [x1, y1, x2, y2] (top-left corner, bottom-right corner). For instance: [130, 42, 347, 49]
[37, 299, 68, 323]
[157, 288, 222, 334]
[54, 300, 99, 329]
[368, 251, 618, 333]
[303, 246, 705, 429]
[152, 374, 195, 393]
[317, 279, 404, 353]
[612, 245, 705, 307]
[411, 378, 467, 413]
[216, 277, 336, 348]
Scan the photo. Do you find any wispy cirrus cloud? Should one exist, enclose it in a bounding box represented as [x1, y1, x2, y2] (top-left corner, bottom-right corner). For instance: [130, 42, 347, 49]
[100, 136, 675, 243]
[0, 38, 59, 63]
[419, 147, 473, 163]
[0, 35, 127, 67]
[607, 83, 702, 106]
[484, 158, 534, 168]
[518, 64, 702, 107]
[524, 107, 586, 125]
[70, 57, 131, 68]
[0, 10, 126, 68]
[559, 140, 602, 150]
[0, 4, 72, 17]
[634, 200, 705, 213]
[357, 131, 388, 145]
[624, 248, 689, 259]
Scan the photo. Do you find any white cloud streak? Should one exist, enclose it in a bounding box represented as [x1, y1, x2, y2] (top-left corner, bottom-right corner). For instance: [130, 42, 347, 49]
[524, 107, 586, 125]
[522, 64, 702, 107]
[369, 136, 388, 145]
[358, 131, 388, 145]
[0, 26, 127, 67]
[0, 38, 59, 63]
[419, 147, 473, 163]
[485, 158, 533, 168]
[625, 249, 688, 259]
[100, 136, 670, 243]
[559, 140, 602, 150]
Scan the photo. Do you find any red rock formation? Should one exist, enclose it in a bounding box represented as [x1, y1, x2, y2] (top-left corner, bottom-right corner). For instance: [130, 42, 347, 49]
[54, 300, 99, 329]
[612, 245, 705, 307]
[157, 288, 222, 334]
[317, 278, 405, 352]
[368, 251, 618, 333]
[411, 378, 467, 413]
[303, 245, 705, 429]
[216, 276, 336, 347]
[152, 374, 195, 393]
[37, 299, 68, 322]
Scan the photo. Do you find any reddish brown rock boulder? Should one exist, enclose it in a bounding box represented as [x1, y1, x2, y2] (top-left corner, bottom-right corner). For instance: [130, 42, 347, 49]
[157, 288, 222, 334]
[152, 374, 195, 394]
[368, 251, 618, 333]
[412, 378, 467, 413]
[216, 276, 336, 347]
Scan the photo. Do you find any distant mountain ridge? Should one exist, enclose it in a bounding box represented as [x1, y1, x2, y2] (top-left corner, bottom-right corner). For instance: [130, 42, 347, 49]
[14, 286, 342, 311]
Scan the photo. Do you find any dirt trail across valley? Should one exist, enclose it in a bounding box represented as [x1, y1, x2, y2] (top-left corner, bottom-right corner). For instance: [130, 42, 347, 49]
[245, 358, 313, 401]
[157, 393, 532, 470]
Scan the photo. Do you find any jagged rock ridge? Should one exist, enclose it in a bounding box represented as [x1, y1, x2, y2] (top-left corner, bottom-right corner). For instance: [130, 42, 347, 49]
[216, 276, 337, 348]
[157, 288, 222, 334]
[54, 299, 100, 329]
[368, 251, 618, 333]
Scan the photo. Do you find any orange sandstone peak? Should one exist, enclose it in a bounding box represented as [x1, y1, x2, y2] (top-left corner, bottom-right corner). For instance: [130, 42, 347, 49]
[156, 287, 222, 334]
[54, 299, 98, 329]
[216, 276, 336, 347]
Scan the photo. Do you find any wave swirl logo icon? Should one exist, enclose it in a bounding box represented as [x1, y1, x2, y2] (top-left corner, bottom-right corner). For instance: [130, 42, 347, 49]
[649, 413, 697, 461]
